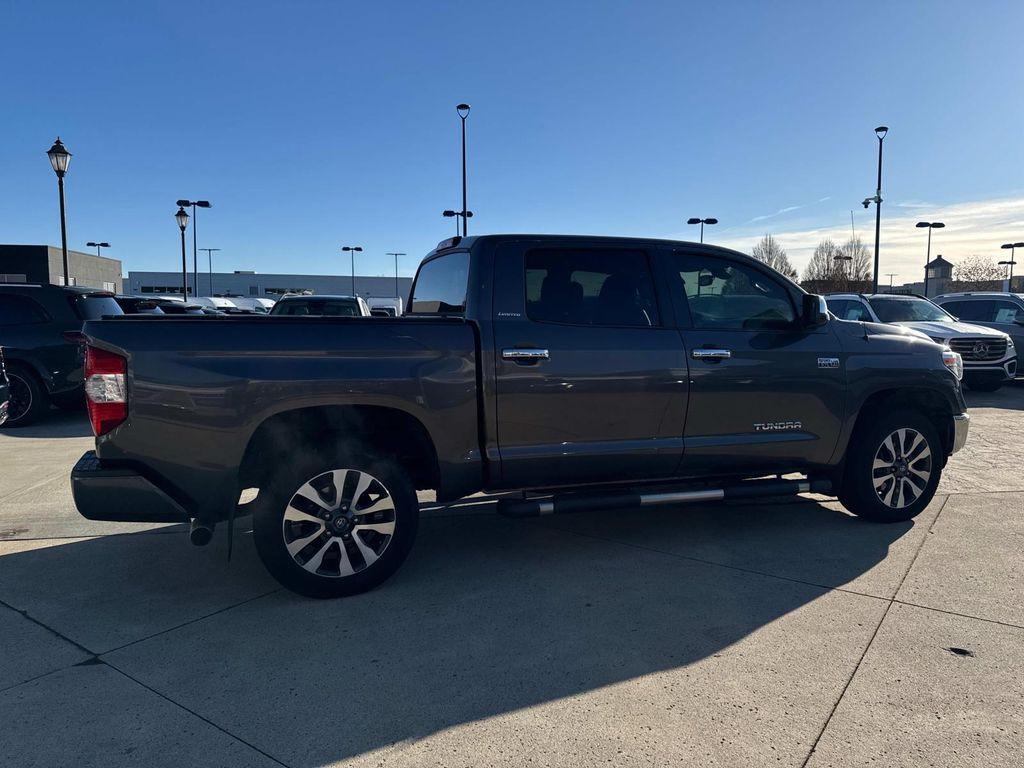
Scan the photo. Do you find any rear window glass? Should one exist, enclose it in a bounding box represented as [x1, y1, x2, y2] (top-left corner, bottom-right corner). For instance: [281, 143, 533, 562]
[72, 295, 123, 320]
[272, 299, 362, 316]
[409, 252, 470, 314]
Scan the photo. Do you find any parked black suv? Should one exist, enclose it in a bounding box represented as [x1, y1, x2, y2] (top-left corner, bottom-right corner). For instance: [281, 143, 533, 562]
[0, 283, 123, 426]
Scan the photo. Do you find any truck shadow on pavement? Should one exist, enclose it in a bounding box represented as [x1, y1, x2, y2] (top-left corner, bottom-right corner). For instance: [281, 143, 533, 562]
[0, 410, 93, 438]
[0, 496, 915, 766]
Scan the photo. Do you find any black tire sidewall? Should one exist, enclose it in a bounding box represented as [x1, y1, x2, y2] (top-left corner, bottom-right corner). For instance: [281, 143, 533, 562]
[3, 365, 48, 427]
[253, 448, 419, 598]
[844, 410, 942, 523]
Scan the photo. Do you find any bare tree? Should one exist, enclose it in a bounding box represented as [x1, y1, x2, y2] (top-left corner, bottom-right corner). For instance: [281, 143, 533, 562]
[750, 234, 797, 280]
[801, 238, 844, 292]
[841, 236, 872, 283]
[952, 256, 1005, 289]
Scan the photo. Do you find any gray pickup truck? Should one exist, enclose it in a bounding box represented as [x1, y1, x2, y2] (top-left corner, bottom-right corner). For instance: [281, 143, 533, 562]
[72, 235, 969, 598]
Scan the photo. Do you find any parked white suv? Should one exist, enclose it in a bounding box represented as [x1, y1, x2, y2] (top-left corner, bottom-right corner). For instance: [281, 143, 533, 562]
[826, 293, 1016, 391]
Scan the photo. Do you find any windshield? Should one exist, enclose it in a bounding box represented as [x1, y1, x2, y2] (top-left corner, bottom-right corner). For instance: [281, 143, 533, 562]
[71, 294, 124, 320]
[868, 297, 953, 323]
[271, 298, 363, 316]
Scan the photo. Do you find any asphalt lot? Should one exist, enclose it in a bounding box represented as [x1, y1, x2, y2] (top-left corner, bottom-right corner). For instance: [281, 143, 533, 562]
[1, 387, 1022, 767]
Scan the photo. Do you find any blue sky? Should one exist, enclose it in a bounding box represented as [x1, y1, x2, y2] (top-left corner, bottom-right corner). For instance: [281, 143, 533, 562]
[2, 1, 1023, 283]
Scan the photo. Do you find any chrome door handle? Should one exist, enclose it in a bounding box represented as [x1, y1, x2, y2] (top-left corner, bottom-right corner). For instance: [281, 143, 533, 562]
[691, 348, 731, 360]
[502, 347, 550, 361]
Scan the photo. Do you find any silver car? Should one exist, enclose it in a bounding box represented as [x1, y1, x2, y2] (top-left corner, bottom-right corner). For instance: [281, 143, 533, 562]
[933, 293, 1024, 370]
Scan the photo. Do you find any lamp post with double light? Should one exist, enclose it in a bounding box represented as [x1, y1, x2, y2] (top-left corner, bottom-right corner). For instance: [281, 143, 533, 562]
[442, 209, 472, 235]
[175, 207, 190, 301]
[834, 254, 853, 292]
[176, 199, 211, 297]
[686, 217, 718, 243]
[46, 138, 72, 286]
[916, 221, 945, 297]
[1000, 242, 1024, 292]
[86, 241, 110, 259]
[342, 246, 363, 295]
[199, 248, 220, 295]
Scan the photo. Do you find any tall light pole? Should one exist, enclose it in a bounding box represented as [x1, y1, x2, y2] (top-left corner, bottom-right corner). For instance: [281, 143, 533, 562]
[176, 199, 211, 297]
[86, 241, 110, 259]
[863, 125, 888, 293]
[46, 138, 72, 286]
[686, 217, 718, 243]
[175, 207, 190, 301]
[386, 252, 406, 299]
[1001, 242, 1024, 292]
[342, 246, 363, 295]
[199, 247, 220, 296]
[443, 209, 473, 235]
[886, 273, 898, 290]
[916, 221, 945, 297]
[456, 103, 471, 236]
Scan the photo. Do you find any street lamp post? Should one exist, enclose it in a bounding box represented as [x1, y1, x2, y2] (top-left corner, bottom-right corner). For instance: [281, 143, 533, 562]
[686, 217, 718, 243]
[342, 246, 363, 295]
[916, 221, 945, 297]
[86, 241, 110, 259]
[176, 199, 211, 298]
[443, 209, 473, 235]
[386, 252, 406, 299]
[456, 104, 471, 236]
[886, 273, 898, 290]
[175, 207, 190, 301]
[46, 138, 72, 286]
[199, 248, 220, 296]
[1000, 242, 1024, 291]
[863, 125, 888, 293]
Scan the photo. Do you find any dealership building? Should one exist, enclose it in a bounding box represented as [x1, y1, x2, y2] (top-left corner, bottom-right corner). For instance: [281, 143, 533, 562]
[125, 270, 413, 301]
[0, 244, 122, 292]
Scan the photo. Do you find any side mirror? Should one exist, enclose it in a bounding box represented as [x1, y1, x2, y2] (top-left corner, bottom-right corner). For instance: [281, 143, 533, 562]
[802, 294, 829, 327]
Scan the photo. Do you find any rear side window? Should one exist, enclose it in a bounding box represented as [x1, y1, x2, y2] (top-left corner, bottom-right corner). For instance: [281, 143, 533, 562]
[991, 300, 1021, 324]
[0, 294, 48, 325]
[672, 254, 795, 330]
[409, 252, 470, 314]
[525, 248, 659, 327]
[72, 295, 123, 320]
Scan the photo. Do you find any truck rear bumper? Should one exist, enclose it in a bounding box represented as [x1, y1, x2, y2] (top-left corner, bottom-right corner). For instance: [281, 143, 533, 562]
[71, 451, 189, 523]
[951, 413, 970, 455]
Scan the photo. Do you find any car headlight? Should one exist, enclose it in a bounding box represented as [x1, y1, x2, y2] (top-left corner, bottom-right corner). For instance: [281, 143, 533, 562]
[1008, 337, 1015, 350]
[942, 349, 964, 380]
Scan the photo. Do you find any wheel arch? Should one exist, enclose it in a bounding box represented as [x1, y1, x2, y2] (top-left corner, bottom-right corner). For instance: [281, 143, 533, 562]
[238, 404, 441, 495]
[849, 386, 958, 465]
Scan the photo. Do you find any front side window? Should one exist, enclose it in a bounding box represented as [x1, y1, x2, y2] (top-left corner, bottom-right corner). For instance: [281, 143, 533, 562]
[828, 299, 872, 322]
[525, 248, 659, 327]
[941, 300, 991, 322]
[868, 297, 953, 323]
[672, 254, 795, 330]
[408, 252, 470, 314]
[0, 295, 48, 325]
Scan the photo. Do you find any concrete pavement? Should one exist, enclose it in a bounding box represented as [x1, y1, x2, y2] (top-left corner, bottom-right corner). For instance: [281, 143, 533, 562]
[1, 389, 1022, 767]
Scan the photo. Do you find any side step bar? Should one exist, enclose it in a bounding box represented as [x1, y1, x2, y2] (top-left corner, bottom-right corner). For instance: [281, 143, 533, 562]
[496, 478, 833, 518]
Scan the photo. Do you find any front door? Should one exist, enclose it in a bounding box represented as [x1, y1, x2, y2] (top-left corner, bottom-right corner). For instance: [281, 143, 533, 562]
[665, 250, 846, 475]
[492, 242, 688, 488]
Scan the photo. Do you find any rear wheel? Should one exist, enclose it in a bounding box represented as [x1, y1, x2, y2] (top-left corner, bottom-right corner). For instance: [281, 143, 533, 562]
[253, 448, 419, 598]
[840, 410, 942, 523]
[2, 365, 49, 427]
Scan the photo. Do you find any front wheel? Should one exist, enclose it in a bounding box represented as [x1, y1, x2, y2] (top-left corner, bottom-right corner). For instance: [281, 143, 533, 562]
[253, 449, 419, 598]
[840, 410, 942, 523]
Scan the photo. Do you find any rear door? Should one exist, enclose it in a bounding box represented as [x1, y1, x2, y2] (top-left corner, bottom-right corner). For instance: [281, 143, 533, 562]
[491, 241, 688, 488]
[666, 250, 846, 475]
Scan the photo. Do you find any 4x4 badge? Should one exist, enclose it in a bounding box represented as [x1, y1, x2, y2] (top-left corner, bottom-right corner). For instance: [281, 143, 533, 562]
[818, 357, 840, 369]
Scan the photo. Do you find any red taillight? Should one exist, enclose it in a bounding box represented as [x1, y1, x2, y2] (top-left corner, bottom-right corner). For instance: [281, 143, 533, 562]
[84, 346, 127, 436]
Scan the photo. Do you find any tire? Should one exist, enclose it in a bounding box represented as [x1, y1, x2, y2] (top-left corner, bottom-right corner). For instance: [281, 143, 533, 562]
[840, 409, 942, 523]
[253, 447, 419, 598]
[2, 365, 49, 427]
